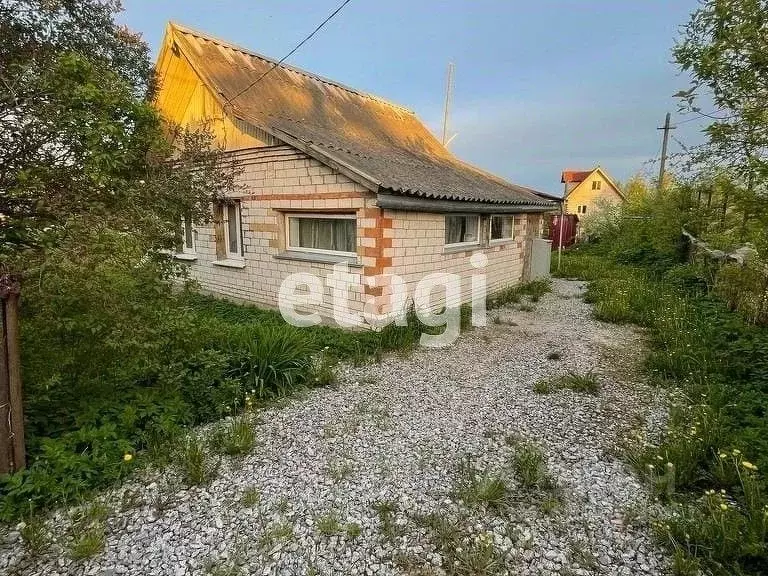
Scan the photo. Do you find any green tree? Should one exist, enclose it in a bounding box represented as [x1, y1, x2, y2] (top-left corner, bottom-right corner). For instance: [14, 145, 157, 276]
[673, 0, 768, 242]
[0, 0, 236, 274]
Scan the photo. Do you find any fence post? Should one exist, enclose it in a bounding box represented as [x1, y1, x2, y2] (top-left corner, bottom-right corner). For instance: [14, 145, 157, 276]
[0, 275, 25, 474]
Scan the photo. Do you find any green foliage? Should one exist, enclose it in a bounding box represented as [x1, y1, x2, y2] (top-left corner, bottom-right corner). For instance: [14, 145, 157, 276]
[556, 372, 601, 395]
[210, 414, 256, 457]
[240, 487, 261, 508]
[68, 524, 105, 561]
[512, 442, 555, 491]
[533, 372, 599, 395]
[452, 458, 508, 510]
[487, 280, 552, 309]
[19, 515, 50, 555]
[345, 522, 362, 539]
[175, 435, 219, 487]
[532, 379, 556, 395]
[1, 2, 237, 267]
[562, 248, 768, 574]
[224, 324, 314, 399]
[316, 510, 343, 536]
[674, 0, 768, 190]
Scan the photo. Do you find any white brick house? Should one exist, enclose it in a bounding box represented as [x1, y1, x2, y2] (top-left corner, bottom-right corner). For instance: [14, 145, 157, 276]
[155, 23, 555, 326]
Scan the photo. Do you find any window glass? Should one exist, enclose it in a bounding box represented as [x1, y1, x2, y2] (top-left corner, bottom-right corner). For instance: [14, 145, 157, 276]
[445, 215, 479, 245]
[490, 215, 515, 240]
[227, 204, 239, 254]
[183, 217, 194, 251]
[288, 216, 356, 254]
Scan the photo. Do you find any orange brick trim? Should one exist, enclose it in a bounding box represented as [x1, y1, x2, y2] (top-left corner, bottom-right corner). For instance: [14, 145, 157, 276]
[244, 192, 363, 202]
[358, 207, 395, 305]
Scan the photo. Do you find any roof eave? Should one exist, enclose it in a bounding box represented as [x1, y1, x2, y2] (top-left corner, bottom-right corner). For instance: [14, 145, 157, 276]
[376, 191, 556, 214]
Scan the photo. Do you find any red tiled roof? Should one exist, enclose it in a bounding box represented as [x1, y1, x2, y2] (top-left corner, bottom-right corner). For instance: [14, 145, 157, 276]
[561, 170, 594, 184]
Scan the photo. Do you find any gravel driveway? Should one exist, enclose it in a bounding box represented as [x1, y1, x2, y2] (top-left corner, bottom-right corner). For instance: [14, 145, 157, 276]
[2, 279, 669, 576]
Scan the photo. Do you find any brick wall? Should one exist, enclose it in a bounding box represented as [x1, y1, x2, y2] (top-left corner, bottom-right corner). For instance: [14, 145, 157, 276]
[184, 144, 543, 327]
[184, 145, 376, 326]
[384, 211, 540, 312]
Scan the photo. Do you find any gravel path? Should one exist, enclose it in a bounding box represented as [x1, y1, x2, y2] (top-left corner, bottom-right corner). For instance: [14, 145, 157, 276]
[1, 279, 669, 576]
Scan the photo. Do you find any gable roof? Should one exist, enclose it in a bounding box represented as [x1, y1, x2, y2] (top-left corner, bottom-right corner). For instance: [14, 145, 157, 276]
[163, 23, 553, 209]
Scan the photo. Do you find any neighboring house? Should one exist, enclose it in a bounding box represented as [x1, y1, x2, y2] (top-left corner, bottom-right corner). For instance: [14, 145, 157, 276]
[560, 168, 623, 216]
[155, 23, 555, 326]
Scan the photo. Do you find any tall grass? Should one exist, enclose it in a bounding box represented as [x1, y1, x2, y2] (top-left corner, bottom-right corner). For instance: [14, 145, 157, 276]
[559, 248, 768, 575]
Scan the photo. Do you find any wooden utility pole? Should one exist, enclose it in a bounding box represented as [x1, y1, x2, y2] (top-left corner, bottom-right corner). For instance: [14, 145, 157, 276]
[0, 274, 25, 474]
[657, 112, 676, 189]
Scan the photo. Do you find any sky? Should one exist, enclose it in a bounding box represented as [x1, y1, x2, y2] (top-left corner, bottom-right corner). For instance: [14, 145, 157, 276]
[119, 0, 708, 196]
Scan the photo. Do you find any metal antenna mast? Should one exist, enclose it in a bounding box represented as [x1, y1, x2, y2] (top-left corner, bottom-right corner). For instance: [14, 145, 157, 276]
[441, 62, 455, 147]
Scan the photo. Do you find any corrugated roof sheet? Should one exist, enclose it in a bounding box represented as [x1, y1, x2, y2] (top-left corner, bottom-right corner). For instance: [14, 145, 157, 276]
[170, 23, 554, 208]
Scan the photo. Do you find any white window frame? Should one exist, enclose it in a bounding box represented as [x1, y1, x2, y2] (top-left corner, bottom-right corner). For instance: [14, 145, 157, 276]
[285, 213, 358, 257]
[444, 214, 481, 248]
[489, 215, 516, 244]
[180, 215, 196, 255]
[223, 201, 243, 259]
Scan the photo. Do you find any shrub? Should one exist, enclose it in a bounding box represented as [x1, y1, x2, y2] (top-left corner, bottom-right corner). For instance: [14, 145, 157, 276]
[225, 324, 315, 400]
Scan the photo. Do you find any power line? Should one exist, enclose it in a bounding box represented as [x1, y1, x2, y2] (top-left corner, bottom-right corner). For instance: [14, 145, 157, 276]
[226, 0, 354, 105]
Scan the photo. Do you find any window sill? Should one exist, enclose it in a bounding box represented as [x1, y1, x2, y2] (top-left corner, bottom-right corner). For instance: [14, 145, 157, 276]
[213, 258, 246, 269]
[489, 238, 516, 247]
[443, 243, 481, 255]
[274, 251, 362, 267]
[174, 253, 198, 261]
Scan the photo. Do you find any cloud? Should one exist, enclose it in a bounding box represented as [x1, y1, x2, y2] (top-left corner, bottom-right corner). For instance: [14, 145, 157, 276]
[421, 95, 666, 193]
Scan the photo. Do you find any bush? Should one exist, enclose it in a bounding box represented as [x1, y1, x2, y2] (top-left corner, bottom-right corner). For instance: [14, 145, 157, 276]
[225, 324, 314, 399]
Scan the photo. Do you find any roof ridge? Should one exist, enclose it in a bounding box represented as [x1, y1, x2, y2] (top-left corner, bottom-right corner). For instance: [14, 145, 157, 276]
[169, 21, 415, 115]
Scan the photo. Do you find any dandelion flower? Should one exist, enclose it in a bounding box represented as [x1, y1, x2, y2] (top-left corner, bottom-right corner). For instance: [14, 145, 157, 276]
[123, 453, 133, 462]
[720, 503, 728, 511]
[742, 461, 758, 471]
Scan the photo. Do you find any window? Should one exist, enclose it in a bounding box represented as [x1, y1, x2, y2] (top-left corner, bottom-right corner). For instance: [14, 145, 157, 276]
[225, 203, 242, 257]
[577, 205, 587, 215]
[592, 180, 601, 190]
[181, 215, 196, 254]
[214, 200, 242, 260]
[490, 215, 515, 242]
[445, 215, 480, 246]
[287, 214, 357, 256]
